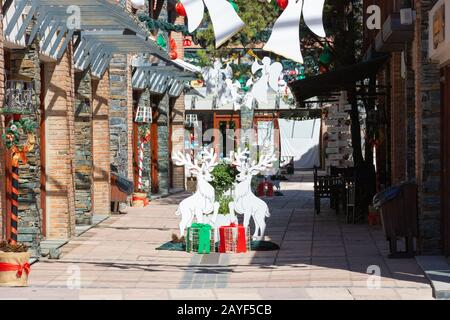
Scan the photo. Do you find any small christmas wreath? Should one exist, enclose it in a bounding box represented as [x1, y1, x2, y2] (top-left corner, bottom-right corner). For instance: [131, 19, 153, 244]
[138, 124, 151, 143]
[2, 118, 37, 166]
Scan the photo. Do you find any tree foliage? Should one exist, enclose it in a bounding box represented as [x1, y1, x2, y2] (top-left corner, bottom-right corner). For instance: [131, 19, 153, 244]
[191, 0, 363, 76]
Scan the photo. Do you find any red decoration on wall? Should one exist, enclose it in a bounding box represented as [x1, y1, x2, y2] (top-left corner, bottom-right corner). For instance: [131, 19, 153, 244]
[276, 0, 288, 10]
[169, 37, 178, 60]
[175, 1, 187, 16]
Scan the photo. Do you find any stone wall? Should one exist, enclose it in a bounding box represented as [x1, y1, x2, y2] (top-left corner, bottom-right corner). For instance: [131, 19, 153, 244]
[109, 54, 130, 177]
[74, 71, 93, 221]
[157, 93, 170, 195]
[8, 40, 42, 256]
[414, 0, 442, 254]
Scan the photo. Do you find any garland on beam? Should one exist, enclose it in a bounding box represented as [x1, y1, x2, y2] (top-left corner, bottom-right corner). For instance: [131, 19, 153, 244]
[138, 14, 199, 43]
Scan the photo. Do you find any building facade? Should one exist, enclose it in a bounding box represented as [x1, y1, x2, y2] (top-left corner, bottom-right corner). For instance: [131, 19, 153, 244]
[363, 0, 450, 255]
[0, 0, 190, 257]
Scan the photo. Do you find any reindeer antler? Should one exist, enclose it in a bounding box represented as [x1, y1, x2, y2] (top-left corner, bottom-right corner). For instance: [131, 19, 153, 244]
[230, 148, 250, 172]
[249, 152, 278, 175]
[201, 148, 218, 172]
[172, 151, 202, 174]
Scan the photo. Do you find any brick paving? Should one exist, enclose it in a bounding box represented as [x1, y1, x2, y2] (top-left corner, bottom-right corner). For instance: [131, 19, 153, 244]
[0, 172, 434, 300]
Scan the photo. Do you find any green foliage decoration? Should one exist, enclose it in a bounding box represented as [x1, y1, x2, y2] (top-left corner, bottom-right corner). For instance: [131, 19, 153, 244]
[1, 118, 37, 150]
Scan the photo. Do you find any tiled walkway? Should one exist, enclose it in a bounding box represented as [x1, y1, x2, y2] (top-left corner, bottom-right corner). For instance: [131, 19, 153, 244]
[0, 172, 433, 300]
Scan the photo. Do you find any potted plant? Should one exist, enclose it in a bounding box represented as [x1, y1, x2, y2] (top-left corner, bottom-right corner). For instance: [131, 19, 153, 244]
[0, 241, 30, 287]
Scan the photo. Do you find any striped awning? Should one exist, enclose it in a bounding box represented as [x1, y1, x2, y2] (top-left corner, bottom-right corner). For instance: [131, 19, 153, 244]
[3, 0, 167, 76]
[131, 56, 199, 97]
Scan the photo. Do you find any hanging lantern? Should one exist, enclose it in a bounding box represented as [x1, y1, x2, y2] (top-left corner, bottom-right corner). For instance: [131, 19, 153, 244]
[276, 0, 288, 10]
[183, 37, 192, 47]
[319, 44, 332, 66]
[135, 104, 152, 124]
[170, 37, 178, 60]
[185, 114, 199, 128]
[157, 34, 167, 50]
[229, 0, 239, 12]
[319, 65, 329, 74]
[175, 1, 187, 16]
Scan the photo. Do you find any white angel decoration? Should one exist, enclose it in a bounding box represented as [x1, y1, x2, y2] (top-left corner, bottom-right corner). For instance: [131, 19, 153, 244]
[264, 0, 326, 63]
[179, 0, 245, 48]
[250, 57, 283, 105]
[202, 60, 233, 107]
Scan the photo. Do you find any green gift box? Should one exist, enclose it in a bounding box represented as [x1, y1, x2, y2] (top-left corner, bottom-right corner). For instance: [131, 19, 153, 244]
[186, 223, 214, 254]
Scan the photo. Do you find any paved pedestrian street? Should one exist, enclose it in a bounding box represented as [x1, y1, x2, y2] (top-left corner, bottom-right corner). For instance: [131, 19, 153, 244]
[0, 173, 433, 300]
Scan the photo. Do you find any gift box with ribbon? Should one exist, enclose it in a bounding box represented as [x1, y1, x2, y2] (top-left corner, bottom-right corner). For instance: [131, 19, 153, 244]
[0, 251, 30, 287]
[219, 223, 250, 254]
[186, 223, 214, 254]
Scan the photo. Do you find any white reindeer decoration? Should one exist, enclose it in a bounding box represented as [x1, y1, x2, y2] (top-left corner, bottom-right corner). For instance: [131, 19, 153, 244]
[172, 148, 219, 237]
[231, 149, 278, 240]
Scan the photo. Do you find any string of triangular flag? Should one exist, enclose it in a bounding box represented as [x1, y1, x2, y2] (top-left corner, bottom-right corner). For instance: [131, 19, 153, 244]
[176, 0, 326, 64]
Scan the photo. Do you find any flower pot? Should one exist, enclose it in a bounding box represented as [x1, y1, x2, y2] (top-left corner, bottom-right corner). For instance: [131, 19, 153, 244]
[132, 192, 149, 207]
[0, 251, 30, 287]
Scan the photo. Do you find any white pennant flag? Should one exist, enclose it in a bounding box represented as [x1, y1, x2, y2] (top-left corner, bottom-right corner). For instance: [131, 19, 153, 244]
[264, 0, 326, 64]
[180, 0, 245, 48]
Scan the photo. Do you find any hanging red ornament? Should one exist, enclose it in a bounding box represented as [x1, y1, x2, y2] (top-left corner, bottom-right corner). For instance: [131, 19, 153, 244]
[183, 38, 192, 47]
[276, 0, 288, 10]
[175, 1, 187, 16]
[319, 65, 329, 74]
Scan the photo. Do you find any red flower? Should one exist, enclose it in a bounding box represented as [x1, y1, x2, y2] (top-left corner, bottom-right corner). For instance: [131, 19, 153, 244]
[277, 0, 288, 10]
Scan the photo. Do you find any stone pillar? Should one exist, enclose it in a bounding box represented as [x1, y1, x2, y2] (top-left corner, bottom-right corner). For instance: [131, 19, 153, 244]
[390, 52, 407, 184]
[156, 0, 170, 195]
[92, 70, 111, 215]
[74, 70, 93, 222]
[158, 94, 170, 195]
[109, 54, 130, 177]
[413, 0, 442, 254]
[44, 44, 76, 240]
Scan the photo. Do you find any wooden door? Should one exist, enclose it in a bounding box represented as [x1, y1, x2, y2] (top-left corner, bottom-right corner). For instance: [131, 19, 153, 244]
[442, 66, 450, 256]
[213, 112, 240, 158]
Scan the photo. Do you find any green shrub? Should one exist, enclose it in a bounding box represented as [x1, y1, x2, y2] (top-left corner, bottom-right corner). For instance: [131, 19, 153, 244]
[218, 196, 234, 215]
[210, 162, 237, 199]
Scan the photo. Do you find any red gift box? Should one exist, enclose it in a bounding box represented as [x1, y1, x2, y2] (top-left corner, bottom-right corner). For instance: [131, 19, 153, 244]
[219, 223, 248, 253]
